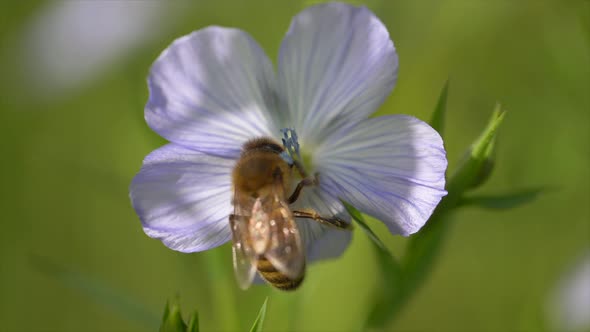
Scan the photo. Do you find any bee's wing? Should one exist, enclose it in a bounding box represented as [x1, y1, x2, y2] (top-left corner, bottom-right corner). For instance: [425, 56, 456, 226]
[264, 192, 305, 280]
[230, 198, 257, 290]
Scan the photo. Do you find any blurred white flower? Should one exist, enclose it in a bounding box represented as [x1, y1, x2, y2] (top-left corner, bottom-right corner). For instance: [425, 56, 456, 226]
[16, 0, 187, 100]
[547, 249, 590, 332]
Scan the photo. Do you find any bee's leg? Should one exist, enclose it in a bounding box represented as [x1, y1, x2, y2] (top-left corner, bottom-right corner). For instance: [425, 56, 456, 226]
[287, 176, 318, 204]
[288, 157, 324, 204]
[229, 214, 249, 228]
[292, 209, 352, 230]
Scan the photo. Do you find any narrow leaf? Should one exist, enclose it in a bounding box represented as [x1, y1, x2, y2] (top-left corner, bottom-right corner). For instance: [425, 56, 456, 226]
[160, 301, 187, 332]
[459, 188, 546, 210]
[249, 297, 268, 332]
[186, 311, 200, 332]
[342, 201, 388, 252]
[161, 300, 171, 323]
[430, 79, 449, 136]
[29, 255, 160, 328]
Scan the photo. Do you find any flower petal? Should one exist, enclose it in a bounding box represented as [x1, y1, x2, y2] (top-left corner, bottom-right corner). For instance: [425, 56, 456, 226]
[315, 115, 448, 236]
[278, 3, 398, 146]
[146, 27, 280, 158]
[130, 144, 234, 252]
[292, 185, 352, 262]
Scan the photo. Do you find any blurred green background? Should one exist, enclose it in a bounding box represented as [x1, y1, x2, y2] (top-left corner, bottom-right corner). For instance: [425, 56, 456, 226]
[0, 1, 588, 331]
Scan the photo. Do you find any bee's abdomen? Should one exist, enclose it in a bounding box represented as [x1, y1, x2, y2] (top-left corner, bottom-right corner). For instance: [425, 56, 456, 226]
[257, 257, 304, 291]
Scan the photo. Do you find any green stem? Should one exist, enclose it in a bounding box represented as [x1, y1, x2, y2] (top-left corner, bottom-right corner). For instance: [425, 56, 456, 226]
[205, 248, 240, 331]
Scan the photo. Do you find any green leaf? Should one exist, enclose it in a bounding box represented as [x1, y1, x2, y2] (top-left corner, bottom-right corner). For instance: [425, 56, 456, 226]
[160, 301, 187, 332]
[343, 202, 403, 328]
[161, 300, 171, 323]
[342, 201, 389, 252]
[249, 297, 268, 332]
[459, 188, 546, 210]
[29, 255, 160, 328]
[429, 79, 449, 136]
[159, 298, 200, 332]
[186, 311, 200, 332]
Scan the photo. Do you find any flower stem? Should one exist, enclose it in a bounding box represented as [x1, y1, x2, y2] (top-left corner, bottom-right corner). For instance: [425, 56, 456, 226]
[205, 248, 240, 331]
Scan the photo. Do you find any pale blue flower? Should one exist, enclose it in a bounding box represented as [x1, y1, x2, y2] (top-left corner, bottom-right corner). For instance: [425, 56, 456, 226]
[130, 3, 447, 262]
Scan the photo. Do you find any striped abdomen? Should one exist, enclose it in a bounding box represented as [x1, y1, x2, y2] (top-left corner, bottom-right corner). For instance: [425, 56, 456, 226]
[257, 257, 304, 291]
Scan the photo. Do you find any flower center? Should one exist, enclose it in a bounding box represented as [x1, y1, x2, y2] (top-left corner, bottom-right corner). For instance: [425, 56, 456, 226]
[300, 149, 314, 176]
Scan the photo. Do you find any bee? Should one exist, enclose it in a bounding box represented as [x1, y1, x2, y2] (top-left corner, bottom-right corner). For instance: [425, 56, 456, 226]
[230, 137, 350, 291]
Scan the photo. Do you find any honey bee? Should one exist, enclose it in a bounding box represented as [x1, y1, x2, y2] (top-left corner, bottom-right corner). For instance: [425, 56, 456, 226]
[230, 137, 350, 291]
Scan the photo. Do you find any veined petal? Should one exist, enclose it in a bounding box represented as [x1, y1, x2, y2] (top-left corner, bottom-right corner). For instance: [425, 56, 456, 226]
[146, 27, 280, 158]
[278, 3, 398, 146]
[315, 115, 447, 236]
[292, 185, 352, 262]
[130, 144, 234, 252]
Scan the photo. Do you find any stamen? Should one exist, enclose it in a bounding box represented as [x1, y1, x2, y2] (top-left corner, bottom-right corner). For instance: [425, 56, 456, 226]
[280, 128, 302, 166]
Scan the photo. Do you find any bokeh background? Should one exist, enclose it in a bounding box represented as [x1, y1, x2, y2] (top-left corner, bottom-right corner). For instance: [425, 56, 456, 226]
[1, 1, 588, 331]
